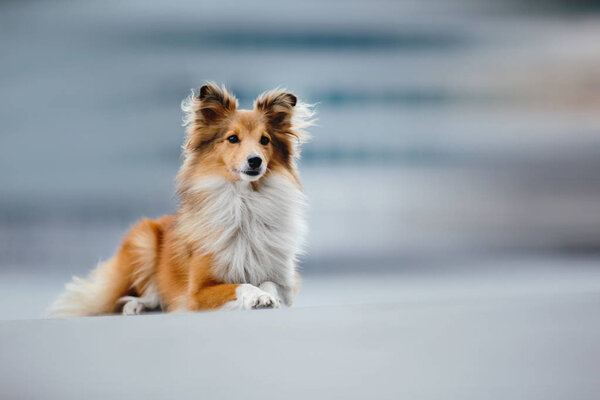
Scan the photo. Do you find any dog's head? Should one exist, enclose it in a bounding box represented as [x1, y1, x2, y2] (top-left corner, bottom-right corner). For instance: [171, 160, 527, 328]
[179, 83, 313, 187]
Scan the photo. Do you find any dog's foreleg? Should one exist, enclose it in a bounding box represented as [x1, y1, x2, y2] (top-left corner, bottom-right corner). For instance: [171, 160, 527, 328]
[259, 281, 294, 307]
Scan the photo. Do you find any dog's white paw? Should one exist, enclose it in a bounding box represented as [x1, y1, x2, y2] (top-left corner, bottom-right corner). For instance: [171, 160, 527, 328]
[119, 297, 145, 315]
[259, 281, 287, 306]
[225, 284, 280, 310]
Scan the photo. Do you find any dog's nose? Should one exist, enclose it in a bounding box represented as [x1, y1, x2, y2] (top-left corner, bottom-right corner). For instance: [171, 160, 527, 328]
[247, 156, 262, 169]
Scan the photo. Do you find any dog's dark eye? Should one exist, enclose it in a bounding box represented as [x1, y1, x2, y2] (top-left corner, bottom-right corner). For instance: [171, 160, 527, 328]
[260, 136, 270, 146]
[227, 135, 239, 144]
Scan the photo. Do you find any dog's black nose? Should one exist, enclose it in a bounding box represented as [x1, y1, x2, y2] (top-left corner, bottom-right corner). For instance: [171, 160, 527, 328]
[248, 156, 262, 169]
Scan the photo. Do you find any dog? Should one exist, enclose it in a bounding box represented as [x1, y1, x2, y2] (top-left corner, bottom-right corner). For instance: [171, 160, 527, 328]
[48, 83, 314, 316]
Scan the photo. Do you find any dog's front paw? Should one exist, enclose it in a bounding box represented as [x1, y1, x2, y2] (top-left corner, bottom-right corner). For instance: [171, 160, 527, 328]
[227, 284, 280, 310]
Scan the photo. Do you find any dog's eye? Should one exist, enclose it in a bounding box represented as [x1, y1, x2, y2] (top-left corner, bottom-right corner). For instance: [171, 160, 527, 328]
[227, 135, 239, 144]
[260, 136, 270, 146]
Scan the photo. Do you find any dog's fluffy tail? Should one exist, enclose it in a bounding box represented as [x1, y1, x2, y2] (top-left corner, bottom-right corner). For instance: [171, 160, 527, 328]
[47, 218, 164, 318]
[46, 256, 131, 317]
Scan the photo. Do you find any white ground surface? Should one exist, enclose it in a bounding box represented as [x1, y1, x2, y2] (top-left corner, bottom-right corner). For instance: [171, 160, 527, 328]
[1, 257, 600, 399]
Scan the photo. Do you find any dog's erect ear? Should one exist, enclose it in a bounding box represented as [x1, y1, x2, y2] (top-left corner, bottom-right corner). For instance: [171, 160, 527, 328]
[254, 90, 297, 132]
[195, 83, 238, 123]
[254, 89, 315, 163]
[181, 83, 238, 152]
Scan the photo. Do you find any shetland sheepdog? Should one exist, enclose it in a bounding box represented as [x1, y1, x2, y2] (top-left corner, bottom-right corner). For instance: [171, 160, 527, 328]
[48, 83, 314, 316]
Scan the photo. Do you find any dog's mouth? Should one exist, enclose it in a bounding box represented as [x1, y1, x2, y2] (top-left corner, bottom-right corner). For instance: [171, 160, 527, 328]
[232, 168, 264, 181]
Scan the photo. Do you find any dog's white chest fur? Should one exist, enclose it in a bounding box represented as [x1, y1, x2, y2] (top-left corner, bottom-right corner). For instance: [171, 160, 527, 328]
[183, 174, 306, 288]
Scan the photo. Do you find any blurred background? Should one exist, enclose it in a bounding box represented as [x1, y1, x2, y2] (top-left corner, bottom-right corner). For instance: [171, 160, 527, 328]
[1, 0, 600, 319]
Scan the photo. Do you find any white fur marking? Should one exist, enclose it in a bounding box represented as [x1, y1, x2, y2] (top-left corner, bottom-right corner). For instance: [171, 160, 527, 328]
[117, 282, 162, 315]
[222, 284, 280, 310]
[179, 174, 306, 292]
[120, 298, 145, 315]
[259, 281, 289, 306]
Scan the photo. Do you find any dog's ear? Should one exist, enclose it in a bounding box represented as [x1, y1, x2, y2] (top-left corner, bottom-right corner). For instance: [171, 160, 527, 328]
[181, 83, 238, 152]
[195, 83, 238, 123]
[254, 90, 297, 132]
[254, 89, 314, 163]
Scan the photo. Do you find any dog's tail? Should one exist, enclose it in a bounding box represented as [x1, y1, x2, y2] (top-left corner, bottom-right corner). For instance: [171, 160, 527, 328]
[46, 256, 130, 317]
[46, 218, 166, 318]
